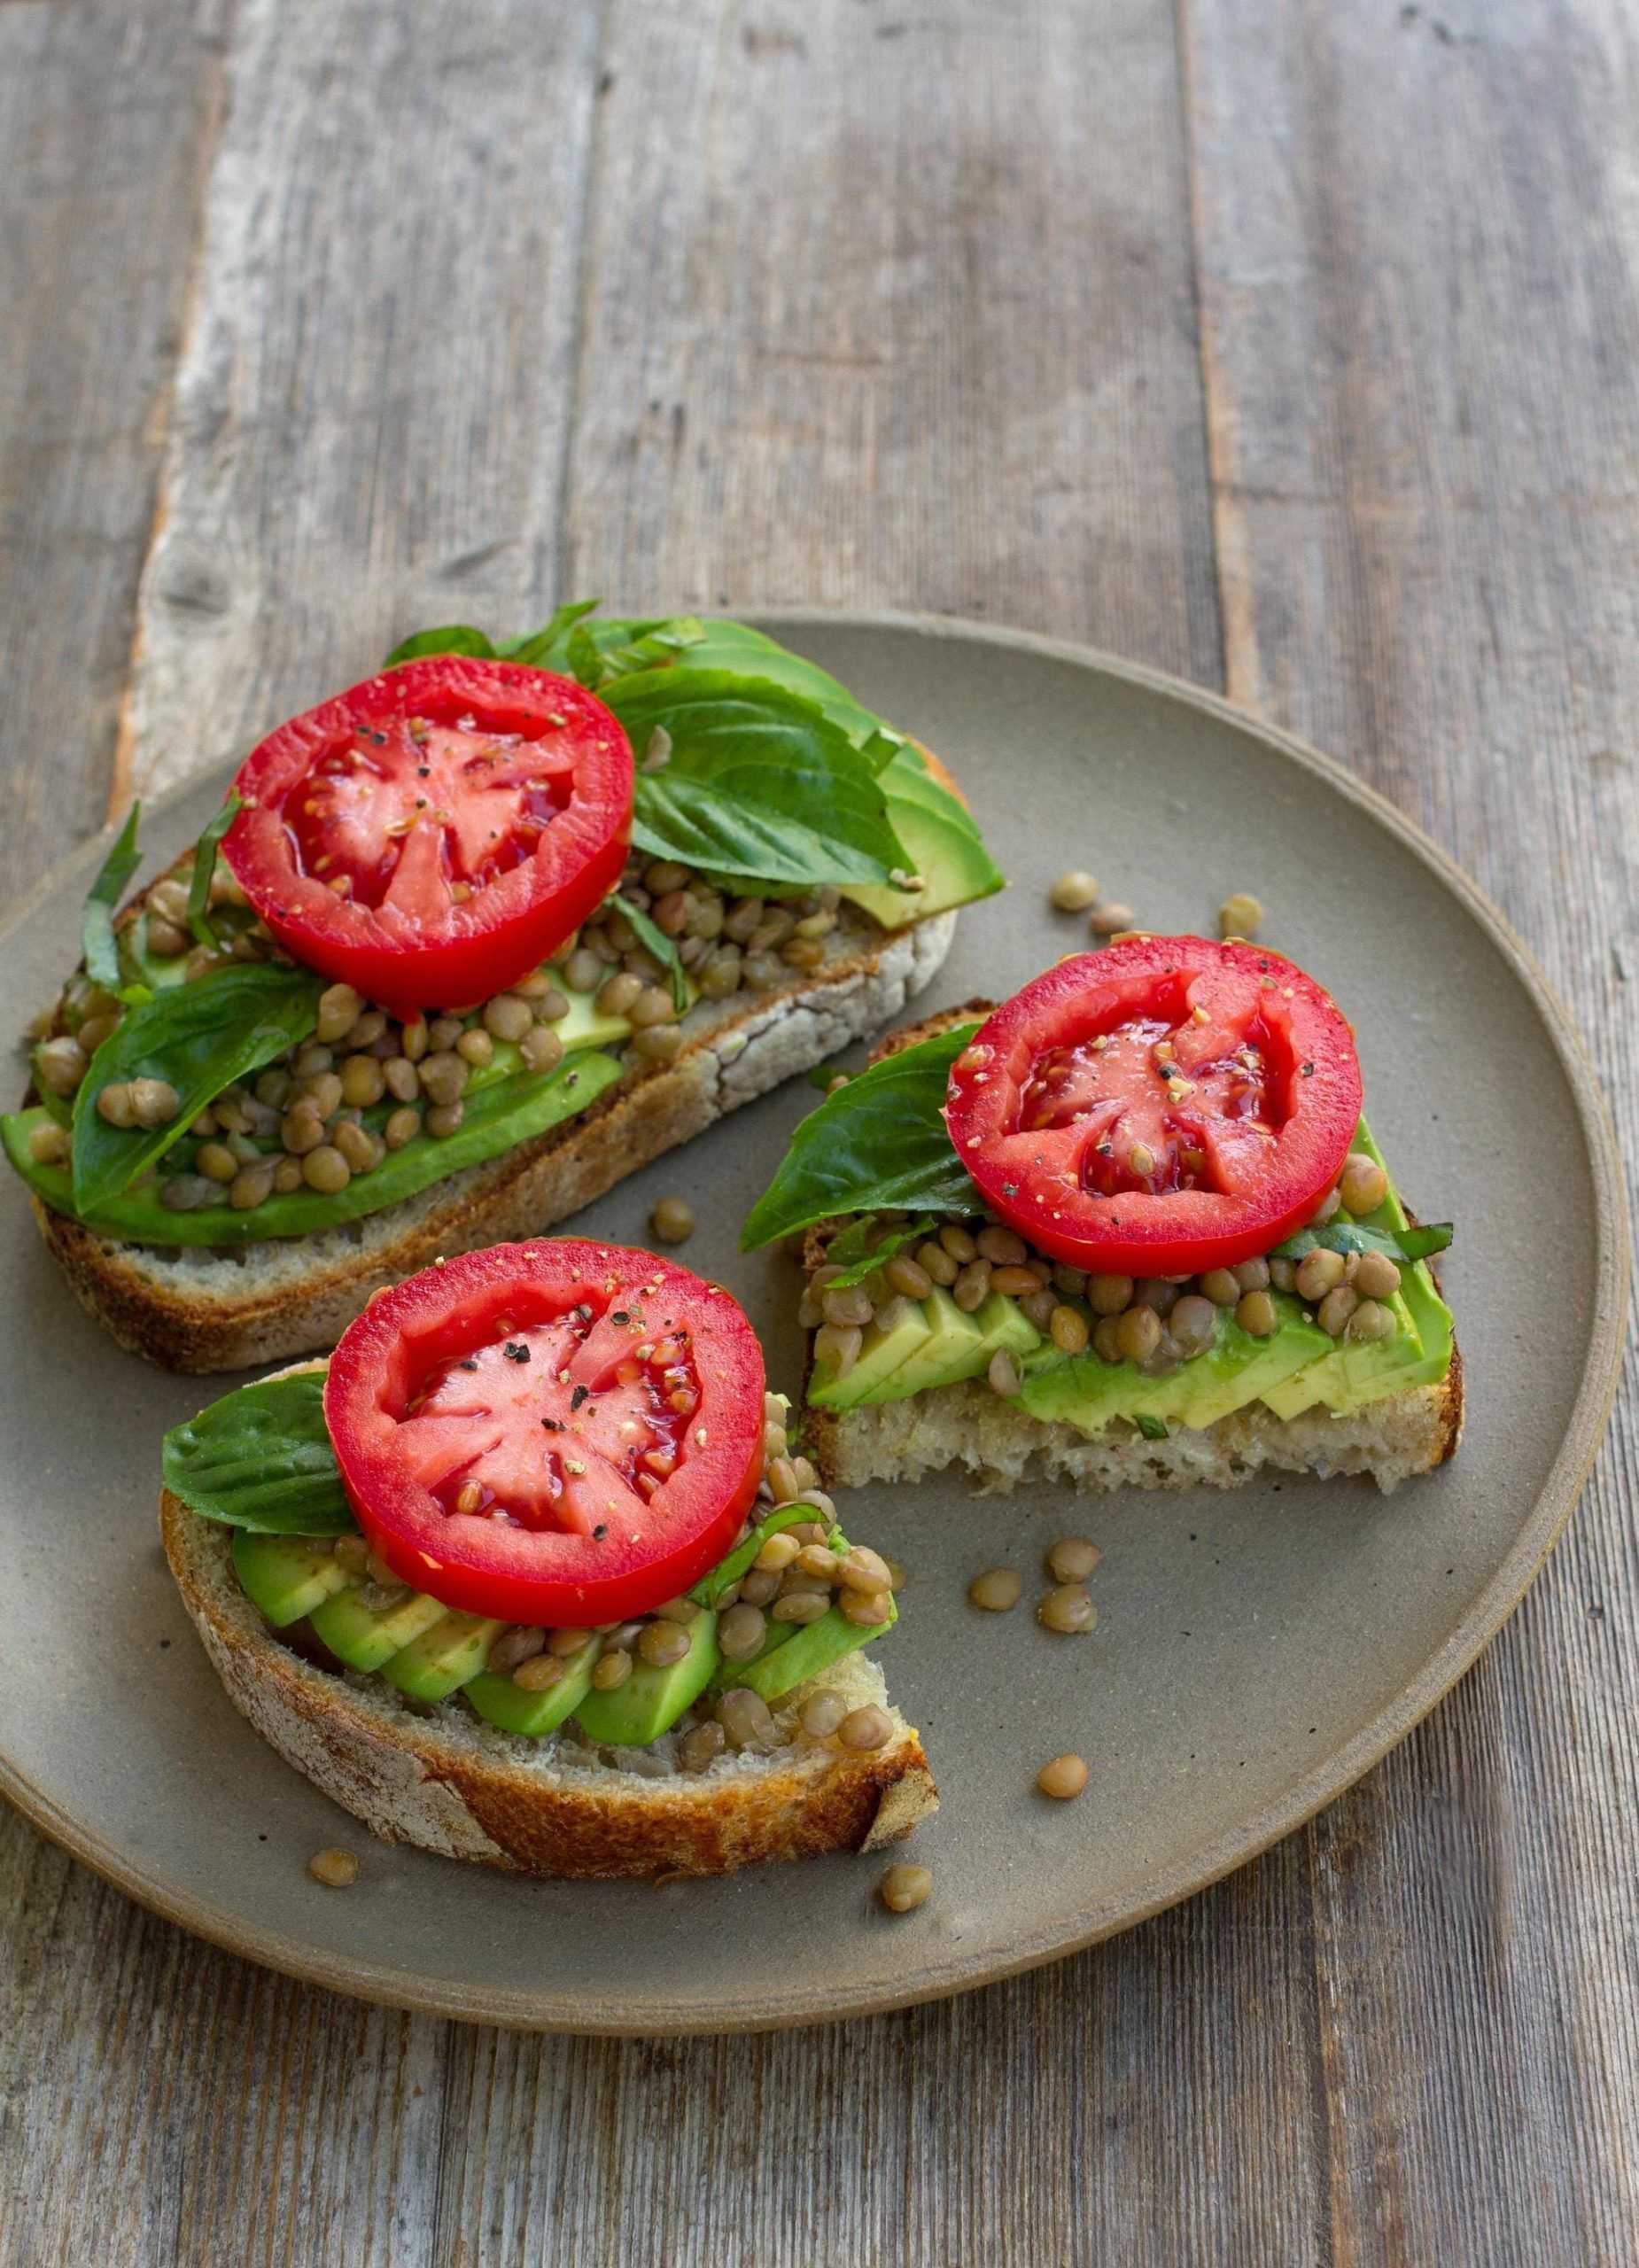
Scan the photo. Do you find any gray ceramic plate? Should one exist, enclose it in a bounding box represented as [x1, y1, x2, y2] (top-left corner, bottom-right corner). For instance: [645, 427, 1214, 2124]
[0, 615, 1626, 2033]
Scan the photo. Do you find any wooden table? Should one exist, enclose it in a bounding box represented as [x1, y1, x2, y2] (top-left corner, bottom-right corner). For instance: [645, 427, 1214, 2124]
[3, 3, 1635, 2259]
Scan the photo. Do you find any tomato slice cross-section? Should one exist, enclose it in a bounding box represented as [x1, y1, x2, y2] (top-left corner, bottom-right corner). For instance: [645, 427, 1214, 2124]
[223, 656, 633, 1016]
[944, 937, 1363, 1276]
[324, 1241, 766, 1626]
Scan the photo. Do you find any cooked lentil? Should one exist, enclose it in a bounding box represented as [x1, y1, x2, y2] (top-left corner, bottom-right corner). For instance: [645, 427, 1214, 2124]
[1046, 1536, 1101, 1583]
[1038, 1584, 1097, 1635]
[968, 1566, 1022, 1612]
[1037, 1753, 1090, 1799]
[878, 1862, 933, 1913]
[307, 1847, 360, 1888]
[1049, 869, 1100, 913]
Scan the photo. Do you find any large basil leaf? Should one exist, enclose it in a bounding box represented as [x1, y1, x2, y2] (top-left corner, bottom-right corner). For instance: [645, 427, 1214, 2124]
[1275, 1218, 1454, 1263]
[185, 794, 241, 950]
[616, 673, 911, 889]
[162, 1372, 354, 1534]
[384, 606, 905, 764]
[741, 1023, 981, 1248]
[10, 1046, 625, 1246]
[70, 964, 324, 1214]
[81, 803, 144, 993]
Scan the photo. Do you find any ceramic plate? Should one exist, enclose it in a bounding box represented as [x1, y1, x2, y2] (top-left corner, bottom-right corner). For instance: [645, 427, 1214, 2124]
[0, 615, 1625, 2032]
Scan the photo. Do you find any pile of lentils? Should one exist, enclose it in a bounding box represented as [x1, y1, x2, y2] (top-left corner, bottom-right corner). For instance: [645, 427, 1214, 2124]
[27, 845, 858, 1215]
[804, 1147, 1403, 1396]
[291, 1396, 902, 1777]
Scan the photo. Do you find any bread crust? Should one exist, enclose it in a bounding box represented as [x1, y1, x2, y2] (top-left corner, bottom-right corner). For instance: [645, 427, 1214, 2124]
[797, 1006, 1464, 1495]
[160, 1487, 937, 1881]
[33, 908, 956, 1371]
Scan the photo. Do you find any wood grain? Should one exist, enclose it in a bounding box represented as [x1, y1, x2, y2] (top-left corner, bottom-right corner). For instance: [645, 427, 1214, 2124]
[0, 0, 228, 900]
[120, 0, 606, 804]
[1183, 0, 1639, 2256]
[1, 0, 1636, 2261]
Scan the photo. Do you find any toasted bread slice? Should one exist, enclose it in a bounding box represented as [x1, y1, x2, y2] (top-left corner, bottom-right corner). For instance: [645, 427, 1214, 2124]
[160, 1466, 936, 1882]
[35, 905, 956, 1372]
[798, 1006, 1464, 1498]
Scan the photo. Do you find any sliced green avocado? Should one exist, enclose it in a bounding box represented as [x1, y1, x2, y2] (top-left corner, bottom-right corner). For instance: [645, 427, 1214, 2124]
[549, 977, 635, 1053]
[733, 1596, 896, 1702]
[1019, 1307, 1329, 1437]
[808, 1298, 934, 1409]
[380, 1611, 508, 1703]
[842, 765, 1005, 928]
[308, 1583, 447, 1671]
[466, 1641, 600, 1737]
[232, 1531, 357, 1628]
[571, 1612, 721, 1746]
[826, 1284, 1044, 1410]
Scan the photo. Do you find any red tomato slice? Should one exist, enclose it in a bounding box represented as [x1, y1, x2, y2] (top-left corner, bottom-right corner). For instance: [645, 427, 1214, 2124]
[323, 1241, 766, 1627]
[944, 937, 1363, 1277]
[222, 657, 633, 1017]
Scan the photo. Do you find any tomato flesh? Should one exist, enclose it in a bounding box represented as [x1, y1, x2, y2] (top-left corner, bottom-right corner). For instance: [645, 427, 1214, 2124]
[223, 657, 633, 1017]
[324, 1242, 766, 1627]
[944, 938, 1363, 1276]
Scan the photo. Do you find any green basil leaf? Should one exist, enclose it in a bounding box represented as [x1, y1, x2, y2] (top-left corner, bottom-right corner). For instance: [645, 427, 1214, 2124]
[1274, 1219, 1454, 1263]
[741, 1023, 981, 1249]
[617, 672, 910, 889]
[599, 617, 899, 756]
[819, 1216, 938, 1288]
[81, 803, 143, 993]
[571, 618, 706, 689]
[383, 624, 497, 665]
[12, 1047, 625, 1247]
[1134, 1412, 1169, 1441]
[185, 794, 241, 951]
[70, 965, 323, 1213]
[494, 600, 602, 668]
[614, 896, 688, 1012]
[162, 1373, 354, 1534]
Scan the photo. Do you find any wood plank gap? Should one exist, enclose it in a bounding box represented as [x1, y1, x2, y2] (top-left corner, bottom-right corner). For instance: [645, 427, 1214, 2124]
[548, 0, 615, 607]
[1175, 0, 1256, 707]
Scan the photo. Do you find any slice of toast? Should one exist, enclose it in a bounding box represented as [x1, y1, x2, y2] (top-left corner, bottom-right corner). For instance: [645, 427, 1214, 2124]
[34, 905, 956, 1372]
[797, 1007, 1464, 1497]
[159, 1379, 936, 1881]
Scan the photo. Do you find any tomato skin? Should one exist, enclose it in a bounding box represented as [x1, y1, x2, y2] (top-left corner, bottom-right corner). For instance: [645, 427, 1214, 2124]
[944, 937, 1363, 1277]
[323, 1242, 765, 1627]
[223, 658, 633, 1017]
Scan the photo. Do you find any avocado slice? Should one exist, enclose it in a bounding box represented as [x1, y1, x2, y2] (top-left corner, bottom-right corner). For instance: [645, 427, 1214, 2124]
[732, 1596, 896, 1702]
[571, 1612, 720, 1745]
[465, 1640, 600, 1737]
[232, 1531, 357, 1628]
[379, 1611, 508, 1702]
[548, 977, 635, 1054]
[308, 1583, 447, 1671]
[808, 1298, 934, 1409]
[841, 748, 1004, 928]
[838, 1285, 1044, 1408]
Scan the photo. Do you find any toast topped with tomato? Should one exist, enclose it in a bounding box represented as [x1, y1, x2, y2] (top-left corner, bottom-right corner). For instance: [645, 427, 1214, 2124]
[159, 1241, 935, 1879]
[743, 939, 1462, 1495]
[7, 610, 1003, 1371]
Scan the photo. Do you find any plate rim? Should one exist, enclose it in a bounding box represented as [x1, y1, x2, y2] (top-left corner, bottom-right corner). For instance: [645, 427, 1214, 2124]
[0, 607, 1627, 2034]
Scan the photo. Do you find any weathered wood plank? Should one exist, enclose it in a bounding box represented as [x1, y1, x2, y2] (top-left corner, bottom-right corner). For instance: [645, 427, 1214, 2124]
[0, 0, 227, 898]
[560, 0, 1223, 685]
[120, 0, 606, 802]
[1183, 0, 1639, 2256]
